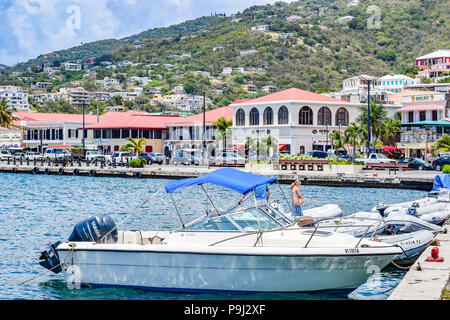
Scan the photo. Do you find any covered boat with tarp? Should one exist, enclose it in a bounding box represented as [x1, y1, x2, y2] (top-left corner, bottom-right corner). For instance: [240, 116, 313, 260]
[37, 168, 402, 293]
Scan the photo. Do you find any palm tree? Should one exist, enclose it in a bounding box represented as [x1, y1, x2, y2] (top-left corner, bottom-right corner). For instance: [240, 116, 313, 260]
[379, 118, 401, 146]
[213, 116, 232, 150]
[357, 101, 388, 142]
[0, 98, 14, 128]
[344, 123, 365, 157]
[260, 136, 278, 157]
[330, 131, 344, 152]
[121, 137, 147, 155]
[431, 134, 450, 155]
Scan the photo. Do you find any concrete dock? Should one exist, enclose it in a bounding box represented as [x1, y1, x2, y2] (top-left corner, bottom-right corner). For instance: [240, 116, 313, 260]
[0, 163, 437, 190]
[388, 220, 450, 300]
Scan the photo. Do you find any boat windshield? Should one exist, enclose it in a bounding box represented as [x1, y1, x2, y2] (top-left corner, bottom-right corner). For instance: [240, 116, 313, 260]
[184, 206, 289, 232]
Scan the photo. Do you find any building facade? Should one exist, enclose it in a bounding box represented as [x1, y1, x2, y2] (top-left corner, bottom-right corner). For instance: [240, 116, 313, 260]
[231, 88, 362, 155]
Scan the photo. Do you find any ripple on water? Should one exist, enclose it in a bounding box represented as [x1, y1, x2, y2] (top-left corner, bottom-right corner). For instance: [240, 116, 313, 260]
[0, 173, 426, 300]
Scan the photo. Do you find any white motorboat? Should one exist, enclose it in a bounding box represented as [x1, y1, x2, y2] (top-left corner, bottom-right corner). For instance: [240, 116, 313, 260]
[375, 230, 435, 266]
[384, 212, 442, 234]
[38, 169, 402, 293]
[303, 204, 343, 221]
[316, 212, 385, 238]
[273, 201, 343, 222]
[420, 211, 450, 226]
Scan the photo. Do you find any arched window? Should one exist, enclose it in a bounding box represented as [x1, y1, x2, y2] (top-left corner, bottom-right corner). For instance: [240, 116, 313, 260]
[336, 108, 349, 126]
[278, 106, 289, 125]
[318, 107, 332, 125]
[236, 109, 245, 126]
[249, 108, 260, 126]
[299, 106, 313, 125]
[263, 107, 273, 125]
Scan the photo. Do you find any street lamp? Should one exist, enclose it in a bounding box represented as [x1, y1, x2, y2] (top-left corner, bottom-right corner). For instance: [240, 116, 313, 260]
[356, 75, 383, 157]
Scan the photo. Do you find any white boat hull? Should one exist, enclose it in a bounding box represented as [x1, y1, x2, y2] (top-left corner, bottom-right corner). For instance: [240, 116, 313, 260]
[57, 242, 399, 293]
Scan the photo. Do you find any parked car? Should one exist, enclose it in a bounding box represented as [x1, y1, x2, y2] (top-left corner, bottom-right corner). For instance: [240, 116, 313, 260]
[172, 152, 199, 165]
[356, 153, 397, 164]
[432, 156, 450, 171]
[154, 153, 165, 164]
[104, 152, 137, 166]
[398, 158, 433, 170]
[25, 152, 43, 161]
[139, 153, 159, 165]
[308, 151, 337, 159]
[85, 151, 106, 162]
[9, 152, 25, 160]
[44, 149, 72, 161]
[0, 150, 11, 160]
[213, 152, 246, 167]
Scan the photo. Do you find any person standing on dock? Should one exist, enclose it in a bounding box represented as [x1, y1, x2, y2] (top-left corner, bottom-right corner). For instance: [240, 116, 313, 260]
[291, 180, 304, 217]
[239, 184, 271, 207]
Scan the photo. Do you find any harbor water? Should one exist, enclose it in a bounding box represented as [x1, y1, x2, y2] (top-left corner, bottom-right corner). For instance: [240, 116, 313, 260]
[0, 173, 426, 300]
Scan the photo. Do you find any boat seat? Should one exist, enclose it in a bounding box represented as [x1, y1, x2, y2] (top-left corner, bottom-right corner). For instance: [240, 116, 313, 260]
[122, 231, 144, 245]
[296, 216, 315, 227]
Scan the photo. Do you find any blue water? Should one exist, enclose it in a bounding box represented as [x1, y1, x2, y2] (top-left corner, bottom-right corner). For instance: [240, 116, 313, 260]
[0, 173, 427, 300]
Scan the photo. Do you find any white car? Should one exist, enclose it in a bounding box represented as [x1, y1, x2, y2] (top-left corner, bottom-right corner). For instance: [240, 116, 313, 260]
[25, 152, 43, 161]
[85, 151, 106, 162]
[104, 152, 137, 166]
[0, 150, 12, 160]
[356, 153, 397, 164]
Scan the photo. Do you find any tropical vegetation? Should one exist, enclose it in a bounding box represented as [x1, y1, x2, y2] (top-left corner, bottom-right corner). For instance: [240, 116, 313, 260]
[120, 137, 147, 155]
[0, 98, 14, 128]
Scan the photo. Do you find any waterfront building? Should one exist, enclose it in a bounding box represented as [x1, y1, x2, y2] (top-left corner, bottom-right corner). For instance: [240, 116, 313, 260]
[0, 85, 30, 111]
[83, 113, 185, 154]
[230, 88, 362, 155]
[14, 112, 101, 152]
[164, 105, 232, 157]
[397, 91, 450, 158]
[0, 126, 22, 149]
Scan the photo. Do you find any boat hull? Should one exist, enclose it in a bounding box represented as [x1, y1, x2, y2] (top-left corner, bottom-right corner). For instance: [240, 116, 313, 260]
[57, 246, 399, 293]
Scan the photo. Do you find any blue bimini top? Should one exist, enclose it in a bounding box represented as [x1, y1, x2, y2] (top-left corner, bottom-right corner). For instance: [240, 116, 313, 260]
[164, 168, 277, 195]
[432, 174, 450, 191]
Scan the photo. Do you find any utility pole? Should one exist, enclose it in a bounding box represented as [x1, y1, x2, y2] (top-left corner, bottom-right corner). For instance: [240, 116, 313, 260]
[367, 79, 372, 157]
[202, 92, 206, 156]
[82, 101, 86, 150]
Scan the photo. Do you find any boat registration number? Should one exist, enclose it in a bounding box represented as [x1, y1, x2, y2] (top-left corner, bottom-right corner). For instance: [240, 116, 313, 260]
[345, 248, 360, 254]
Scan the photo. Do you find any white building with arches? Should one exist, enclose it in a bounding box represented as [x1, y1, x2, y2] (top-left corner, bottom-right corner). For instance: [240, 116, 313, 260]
[230, 88, 362, 155]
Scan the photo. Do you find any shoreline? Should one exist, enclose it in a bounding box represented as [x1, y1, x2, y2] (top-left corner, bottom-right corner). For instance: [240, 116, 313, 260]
[0, 163, 435, 191]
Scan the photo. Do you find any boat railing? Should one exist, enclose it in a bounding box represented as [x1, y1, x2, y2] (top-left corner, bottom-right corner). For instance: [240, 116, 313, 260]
[208, 221, 386, 248]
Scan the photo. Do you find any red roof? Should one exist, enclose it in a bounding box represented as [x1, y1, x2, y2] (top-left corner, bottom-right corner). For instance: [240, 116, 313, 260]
[13, 112, 100, 123]
[83, 113, 185, 130]
[231, 88, 348, 104]
[169, 106, 233, 126]
[397, 105, 443, 112]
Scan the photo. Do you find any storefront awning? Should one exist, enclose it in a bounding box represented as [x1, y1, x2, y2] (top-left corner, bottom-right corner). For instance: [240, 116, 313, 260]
[401, 120, 450, 128]
[233, 145, 244, 151]
[397, 105, 443, 112]
[279, 144, 287, 151]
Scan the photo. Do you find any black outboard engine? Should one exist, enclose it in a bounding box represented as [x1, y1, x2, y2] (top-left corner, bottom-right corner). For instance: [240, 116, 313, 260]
[39, 215, 118, 274]
[68, 214, 118, 244]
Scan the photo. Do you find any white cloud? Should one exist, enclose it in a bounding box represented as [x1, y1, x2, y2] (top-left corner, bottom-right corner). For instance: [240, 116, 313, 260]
[0, 0, 297, 66]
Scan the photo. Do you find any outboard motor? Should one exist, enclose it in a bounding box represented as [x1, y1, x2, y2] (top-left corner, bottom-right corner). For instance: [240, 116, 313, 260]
[39, 215, 118, 274]
[407, 207, 417, 216]
[375, 203, 389, 217]
[68, 214, 118, 244]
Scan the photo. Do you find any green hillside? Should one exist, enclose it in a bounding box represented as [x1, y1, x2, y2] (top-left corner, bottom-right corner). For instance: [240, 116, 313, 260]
[10, 15, 225, 72]
[3, 0, 450, 110]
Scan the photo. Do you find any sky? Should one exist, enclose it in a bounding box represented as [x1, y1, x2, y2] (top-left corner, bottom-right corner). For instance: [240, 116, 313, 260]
[0, 0, 295, 66]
